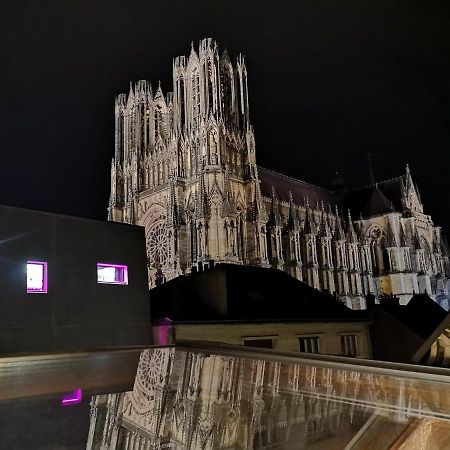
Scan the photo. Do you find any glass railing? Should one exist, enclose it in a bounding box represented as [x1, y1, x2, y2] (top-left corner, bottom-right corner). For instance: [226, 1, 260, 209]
[2, 341, 450, 448]
[87, 341, 450, 449]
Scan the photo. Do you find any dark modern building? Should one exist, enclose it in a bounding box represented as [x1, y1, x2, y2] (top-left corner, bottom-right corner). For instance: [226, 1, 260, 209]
[0, 204, 152, 355]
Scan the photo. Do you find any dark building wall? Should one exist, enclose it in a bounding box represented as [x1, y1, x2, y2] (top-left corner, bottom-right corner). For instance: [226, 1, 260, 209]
[368, 308, 423, 363]
[0, 205, 151, 354]
[0, 396, 90, 450]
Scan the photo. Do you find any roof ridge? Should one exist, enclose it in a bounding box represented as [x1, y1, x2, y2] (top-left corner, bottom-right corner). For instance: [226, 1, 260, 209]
[350, 175, 404, 193]
[257, 165, 333, 193]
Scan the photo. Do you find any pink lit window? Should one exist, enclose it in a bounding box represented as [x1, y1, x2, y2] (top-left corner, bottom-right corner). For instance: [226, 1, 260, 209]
[61, 388, 82, 406]
[27, 261, 48, 293]
[97, 263, 128, 285]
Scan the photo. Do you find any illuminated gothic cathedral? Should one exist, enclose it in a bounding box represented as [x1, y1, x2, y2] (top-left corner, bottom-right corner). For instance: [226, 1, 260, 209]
[108, 38, 450, 309]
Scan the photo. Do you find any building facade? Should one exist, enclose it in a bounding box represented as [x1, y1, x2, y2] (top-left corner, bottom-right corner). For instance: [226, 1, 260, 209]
[108, 38, 450, 308]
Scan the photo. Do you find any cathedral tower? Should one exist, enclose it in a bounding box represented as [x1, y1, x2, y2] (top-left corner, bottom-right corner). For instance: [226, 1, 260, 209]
[108, 39, 450, 309]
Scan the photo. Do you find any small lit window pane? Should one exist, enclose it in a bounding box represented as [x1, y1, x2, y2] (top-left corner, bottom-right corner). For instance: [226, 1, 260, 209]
[27, 261, 48, 293]
[97, 263, 128, 285]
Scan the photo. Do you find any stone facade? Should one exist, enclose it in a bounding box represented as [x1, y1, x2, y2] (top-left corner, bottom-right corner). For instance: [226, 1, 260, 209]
[108, 38, 450, 308]
[175, 322, 371, 357]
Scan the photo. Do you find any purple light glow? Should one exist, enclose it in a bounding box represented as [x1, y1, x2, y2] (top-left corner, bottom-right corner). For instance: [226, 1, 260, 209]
[61, 388, 82, 406]
[97, 263, 128, 285]
[26, 261, 48, 293]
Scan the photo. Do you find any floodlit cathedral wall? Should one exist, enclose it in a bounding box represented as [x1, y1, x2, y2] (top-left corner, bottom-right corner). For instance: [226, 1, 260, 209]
[108, 38, 450, 309]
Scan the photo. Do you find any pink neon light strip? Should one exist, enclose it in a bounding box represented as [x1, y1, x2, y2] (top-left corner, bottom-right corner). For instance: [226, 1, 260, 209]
[26, 261, 48, 294]
[61, 388, 82, 406]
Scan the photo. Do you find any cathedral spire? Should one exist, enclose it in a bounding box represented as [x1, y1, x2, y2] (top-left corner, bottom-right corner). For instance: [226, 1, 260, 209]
[154, 81, 164, 100]
[286, 191, 300, 230]
[126, 82, 135, 107]
[347, 210, 358, 243]
[402, 163, 424, 214]
[303, 200, 316, 235]
[319, 204, 332, 237]
[333, 206, 345, 241]
[268, 186, 282, 226]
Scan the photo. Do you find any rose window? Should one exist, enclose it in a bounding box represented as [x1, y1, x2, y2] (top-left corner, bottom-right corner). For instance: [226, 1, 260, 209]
[136, 349, 167, 395]
[147, 222, 171, 268]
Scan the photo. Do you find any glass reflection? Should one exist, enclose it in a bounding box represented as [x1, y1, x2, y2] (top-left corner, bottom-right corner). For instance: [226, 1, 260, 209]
[88, 348, 450, 449]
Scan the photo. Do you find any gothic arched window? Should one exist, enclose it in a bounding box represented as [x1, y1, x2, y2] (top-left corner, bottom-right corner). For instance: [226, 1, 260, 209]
[191, 68, 200, 124]
[154, 105, 162, 141]
[209, 131, 218, 165]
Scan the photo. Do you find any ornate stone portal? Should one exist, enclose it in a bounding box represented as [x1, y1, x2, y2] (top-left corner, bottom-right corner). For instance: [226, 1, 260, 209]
[108, 38, 450, 308]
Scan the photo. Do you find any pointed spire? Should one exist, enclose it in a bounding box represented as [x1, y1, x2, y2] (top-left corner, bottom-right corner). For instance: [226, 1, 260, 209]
[404, 163, 413, 192]
[286, 191, 300, 230]
[154, 81, 163, 99]
[333, 206, 345, 241]
[303, 200, 316, 235]
[347, 210, 358, 243]
[319, 205, 332, 238]
[268, 186, 282, 226]
[126, 82, 135, 107]
[189, 41, 199, 61]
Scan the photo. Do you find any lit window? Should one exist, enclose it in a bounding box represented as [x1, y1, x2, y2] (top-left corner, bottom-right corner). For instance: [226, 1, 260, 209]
[97, 263, 128, 285]
[27, 261, 48, 293]
[299, 336, 320, 353]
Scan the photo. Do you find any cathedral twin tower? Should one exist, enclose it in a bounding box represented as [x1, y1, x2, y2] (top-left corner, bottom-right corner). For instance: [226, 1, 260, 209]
[109, 38, 450, 309]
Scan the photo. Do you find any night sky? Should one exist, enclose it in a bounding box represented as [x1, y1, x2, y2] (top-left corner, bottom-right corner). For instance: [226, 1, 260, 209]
[1, 1, 449, 228]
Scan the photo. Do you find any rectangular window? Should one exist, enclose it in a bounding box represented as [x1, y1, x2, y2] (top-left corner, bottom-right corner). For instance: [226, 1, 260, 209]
[341, 335, 358, 357]
[243, 338, 273, 349]
[97, 263, 128, 285]
[27, 261, 48, 293]
[299, 336, 320, 353]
